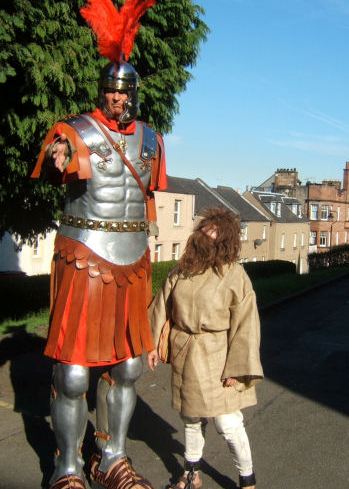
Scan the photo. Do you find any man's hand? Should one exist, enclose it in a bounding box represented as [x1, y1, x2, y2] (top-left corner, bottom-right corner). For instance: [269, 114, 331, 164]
[147, 349, 159, 371]
[223, 377, 238, 387]
[51, 133, 69, 173]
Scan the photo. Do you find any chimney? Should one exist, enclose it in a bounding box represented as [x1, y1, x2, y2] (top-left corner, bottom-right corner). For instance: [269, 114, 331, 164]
[343, 161, 349, 192]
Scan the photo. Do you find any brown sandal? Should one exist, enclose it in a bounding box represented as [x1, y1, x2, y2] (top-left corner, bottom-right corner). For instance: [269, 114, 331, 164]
[49, 474, 87, 489]
[170, 472, 202, 489]
[90, 454, 154, 489]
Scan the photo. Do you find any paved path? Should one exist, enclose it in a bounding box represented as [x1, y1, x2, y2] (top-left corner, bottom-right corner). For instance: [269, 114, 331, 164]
[0, 276, 348, 489]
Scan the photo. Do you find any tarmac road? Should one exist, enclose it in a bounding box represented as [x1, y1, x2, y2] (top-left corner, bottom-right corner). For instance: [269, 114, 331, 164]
[0, 275, 348, 489]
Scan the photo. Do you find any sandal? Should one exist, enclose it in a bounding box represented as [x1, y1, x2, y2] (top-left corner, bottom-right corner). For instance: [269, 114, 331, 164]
[170, 461, 202, 489]
[90, 453, 154, 489]
[49, 474, 87, 489]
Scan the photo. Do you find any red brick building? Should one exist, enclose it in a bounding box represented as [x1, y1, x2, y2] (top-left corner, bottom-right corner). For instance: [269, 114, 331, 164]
[255, 163, 349, 252]
[307, 162, 349, 251]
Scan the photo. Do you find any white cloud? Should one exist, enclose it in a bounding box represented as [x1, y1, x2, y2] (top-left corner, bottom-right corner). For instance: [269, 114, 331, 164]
[268, 133, 349, 156]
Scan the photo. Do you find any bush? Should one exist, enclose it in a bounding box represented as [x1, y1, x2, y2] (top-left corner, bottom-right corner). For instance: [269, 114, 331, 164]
[243, 260, 296, 279]
[0, 273, 50, 321]
[151, 260, 177, 295]
[308, 244, 349, 270]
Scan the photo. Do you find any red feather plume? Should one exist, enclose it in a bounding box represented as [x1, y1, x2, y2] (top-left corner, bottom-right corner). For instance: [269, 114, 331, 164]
[80, 0, 156, 62]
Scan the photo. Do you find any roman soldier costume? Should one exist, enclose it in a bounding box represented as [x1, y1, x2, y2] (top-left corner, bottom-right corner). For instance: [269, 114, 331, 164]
[31, 1, 166, 488]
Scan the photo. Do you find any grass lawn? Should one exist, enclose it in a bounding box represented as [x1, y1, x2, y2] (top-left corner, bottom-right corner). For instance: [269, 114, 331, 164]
[1, 264, 349, 336]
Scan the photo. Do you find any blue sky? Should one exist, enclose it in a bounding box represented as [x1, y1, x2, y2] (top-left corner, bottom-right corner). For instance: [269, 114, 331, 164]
[163, 0, 349, 192]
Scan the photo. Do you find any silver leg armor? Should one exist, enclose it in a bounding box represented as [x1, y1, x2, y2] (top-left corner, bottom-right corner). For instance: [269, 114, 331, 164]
[96, 356, 143, 473]
[50, 363, 89, 484]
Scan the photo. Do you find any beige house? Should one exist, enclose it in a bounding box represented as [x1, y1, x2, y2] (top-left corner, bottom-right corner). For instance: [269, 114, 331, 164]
[149, 176, 272, 264]
[244, 190, 310, 273]
[0, 230, 56, 276]
[148, 190, 195, 262]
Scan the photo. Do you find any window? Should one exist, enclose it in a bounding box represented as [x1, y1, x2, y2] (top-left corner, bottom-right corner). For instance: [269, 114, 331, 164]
[154, 244, 162, 262]
[262, 225, 266, 240]
[291, 203, 298, 215]
[32, 238, 39, 257]
[270, 202, 276, 214]
[276, 202, 281, 217]
[174, 200, 181, 226]
[172, 243, 180, 260]
[337, 207, 341, 221]
[345, 232, 348, 243]
[280, 233, 285, 250]
[319, 232, 327, 248]
[293, 233, 297, 248]
[309, 231, 317, 245]
[252, 257, 257, 262]
[241, 225, 248, 241]
[335, 231, 339, 246]
[310, 204, 318, 220]
[320, 205, 330, 220]
[301, 233, 305, 247]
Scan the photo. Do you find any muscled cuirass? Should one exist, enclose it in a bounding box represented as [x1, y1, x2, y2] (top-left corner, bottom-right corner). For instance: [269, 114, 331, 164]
[59, 115, 157, 265]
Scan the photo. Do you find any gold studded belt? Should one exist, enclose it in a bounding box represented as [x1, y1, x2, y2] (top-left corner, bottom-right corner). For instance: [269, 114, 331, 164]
[61, 214, 149, 233]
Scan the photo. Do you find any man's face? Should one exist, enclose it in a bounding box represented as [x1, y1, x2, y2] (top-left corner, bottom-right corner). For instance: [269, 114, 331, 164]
[104, 89, 128, 120]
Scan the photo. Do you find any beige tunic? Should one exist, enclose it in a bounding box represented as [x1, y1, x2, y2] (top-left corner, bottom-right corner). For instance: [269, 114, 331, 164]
[149, 263, 264, 418]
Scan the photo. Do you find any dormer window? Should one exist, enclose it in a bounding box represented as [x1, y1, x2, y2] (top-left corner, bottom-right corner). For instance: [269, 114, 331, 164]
[276, 202, 281, 217]
[270, 202, 276, 214]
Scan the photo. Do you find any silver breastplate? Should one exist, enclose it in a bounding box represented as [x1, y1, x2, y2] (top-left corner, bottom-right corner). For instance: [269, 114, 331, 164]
[59, 115, 156, 265]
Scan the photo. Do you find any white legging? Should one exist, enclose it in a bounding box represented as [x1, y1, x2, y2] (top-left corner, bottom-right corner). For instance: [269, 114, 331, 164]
[181, 411, 253, 477]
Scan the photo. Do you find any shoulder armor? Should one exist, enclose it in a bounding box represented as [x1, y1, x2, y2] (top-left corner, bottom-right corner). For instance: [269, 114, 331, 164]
[140, 123, 157, 162]
[64, 114, 112, 159]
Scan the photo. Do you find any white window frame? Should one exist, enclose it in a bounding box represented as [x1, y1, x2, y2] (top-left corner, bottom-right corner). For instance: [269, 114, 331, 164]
[241, 225, 248, 241]
[293, 233, 297, 248]
[276, 202, 281, 217]
[280, 233, 285, 250]
[154, 244, 162, 262]
[337, 206, 341, 221]
[174, 199, 181, 226]
[320, 205, 330, 220]
[262, 225, 266, 240]
[270, 202, 276, 214]
[32, 238, 40, 257]
[301, 232, 305, 247]
[319, 232, 327, 248]
[345, 231, 348, 243]
[172, 243, 180, 261]
[335, 231, 339, 246]
[309, 231, 317, 245]
[291, 203, 298, 215]
[310, 204, 318, 220]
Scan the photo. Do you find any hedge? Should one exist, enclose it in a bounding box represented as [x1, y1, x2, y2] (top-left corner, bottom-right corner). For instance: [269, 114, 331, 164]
[308, 244, 349, 270]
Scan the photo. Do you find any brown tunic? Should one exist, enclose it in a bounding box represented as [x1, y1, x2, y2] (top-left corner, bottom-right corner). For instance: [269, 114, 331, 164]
[149, 263, 264, 417]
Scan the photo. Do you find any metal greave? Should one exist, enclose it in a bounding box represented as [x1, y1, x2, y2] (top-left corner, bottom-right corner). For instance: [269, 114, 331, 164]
[50, 363, 90, 484]
[96, 357, 143, 473]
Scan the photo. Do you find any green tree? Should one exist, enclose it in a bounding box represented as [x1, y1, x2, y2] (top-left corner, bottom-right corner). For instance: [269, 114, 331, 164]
[0, 0, 208, 240]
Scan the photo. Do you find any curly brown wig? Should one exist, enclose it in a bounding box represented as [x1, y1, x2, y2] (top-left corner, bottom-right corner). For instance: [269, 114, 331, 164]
[177, 207, 241, 277]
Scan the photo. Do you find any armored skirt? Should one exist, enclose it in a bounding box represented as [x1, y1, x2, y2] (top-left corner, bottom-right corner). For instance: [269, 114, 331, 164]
[149, 263, 264, 418]
[45, 234, 155, 366]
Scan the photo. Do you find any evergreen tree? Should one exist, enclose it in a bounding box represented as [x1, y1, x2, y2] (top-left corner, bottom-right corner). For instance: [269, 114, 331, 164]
[0, 0, 208, 240]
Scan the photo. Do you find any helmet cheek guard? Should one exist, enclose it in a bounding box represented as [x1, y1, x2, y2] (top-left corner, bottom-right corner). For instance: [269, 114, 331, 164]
[99, 61, 139, 124]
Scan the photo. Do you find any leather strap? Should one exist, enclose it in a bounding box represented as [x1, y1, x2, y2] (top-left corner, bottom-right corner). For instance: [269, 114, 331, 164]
[93, 118, 150, 216]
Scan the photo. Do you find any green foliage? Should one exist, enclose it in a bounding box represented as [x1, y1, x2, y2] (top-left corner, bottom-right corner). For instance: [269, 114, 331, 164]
[0, 0, 208, 240]
[152, 259, 177, 295]
[308, 244, 349, 270]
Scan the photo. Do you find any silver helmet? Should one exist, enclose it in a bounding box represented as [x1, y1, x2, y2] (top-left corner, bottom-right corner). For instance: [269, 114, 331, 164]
[99, 61, 140, 124]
